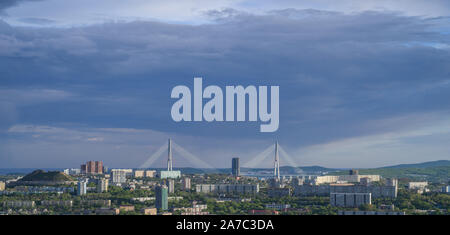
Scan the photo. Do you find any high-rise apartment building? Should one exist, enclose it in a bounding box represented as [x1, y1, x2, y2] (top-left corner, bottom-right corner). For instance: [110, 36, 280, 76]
[195, 184, 260, 194]
[134, 170, 145, 178]
[155, 184, 168, 211]
[81, 161, 103, 174]
[97, 179, 109, 193]
[330, 193, 371, 207]
[166, 179, 175, 194]
[77, 180, 87, 196]
[232, 157, 240, 177]
[182, 177, 191, 191]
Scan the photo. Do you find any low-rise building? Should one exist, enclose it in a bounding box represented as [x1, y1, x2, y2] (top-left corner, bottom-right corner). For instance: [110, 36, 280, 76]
[196, 184, 259, 194]
[379, 204, 395, 210]
[119, 205, 135, 212]
[77, 180, 87, 196]
[131, 196, 183, 202]
[81, 200, 111, 207]
[338, 211, 405, 215]
[40, 200, 73, 207]
[313, 174, 381, 185]
[141, 208, 157, 215]
[173, 202, 208, 215]
[408, 182, 429, 194]
[182, 177, 191, 191]
[63, 168, 81, 175]
[267, 188, 291, 197]
[0, 181, 5, 191]
[330, 193, 371, 207]
[97, 179, 108, 193]
[134, 170, 145, 178]
[265, 203, 291, 210]
[408, 182, 428, 190]
[95, 208, 120, 215]
[248, 209, 279, 215]
[12, 186, 75, 194]
[111, 169, 129, 184]
[295, 182, 397, 198]
[3, 201, 35, 208]
[145, 170, 156, 178]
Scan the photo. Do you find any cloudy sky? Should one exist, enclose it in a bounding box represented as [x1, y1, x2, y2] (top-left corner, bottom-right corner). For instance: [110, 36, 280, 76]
[1, 0, 450, 168]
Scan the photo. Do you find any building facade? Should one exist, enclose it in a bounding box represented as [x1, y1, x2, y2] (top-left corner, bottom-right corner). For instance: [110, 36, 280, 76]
[195, 184, 260, 194]
[166, 179, 175, 194]
[265, 203, 291, 210]
[155, 185, 168, 211]
[313, 174, 381, 185]
[145, 170, 156, 178]
[338, 211, 405, 215]
[40, 200, 73, 207]
[81, 200, 111, 207]
[408, 182, 428, 190]
[97, 179, 108, 193]
[141, 208, 157, 215]
[159, 170, 181, 179]
[134, 170, 145, 178]
[173, 202, 208, 215]
[63, 168, 81, 175]
[81, 161, 103, 174]
[294, 182, 397, 198]
[330, 193, 372, 207]
[268, 188, 291, 197]
[3, 201, 35, 208]
[182, 177, 191, 191]
[111, 169, 128, 184]
[232, 157, 240, 177]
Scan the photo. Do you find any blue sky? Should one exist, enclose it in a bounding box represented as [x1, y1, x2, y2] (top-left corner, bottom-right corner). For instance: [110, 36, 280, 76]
[1, 0, 450, 168]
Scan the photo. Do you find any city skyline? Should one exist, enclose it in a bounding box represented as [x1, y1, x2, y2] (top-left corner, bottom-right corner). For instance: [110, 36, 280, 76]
[2, 0, 450, 168]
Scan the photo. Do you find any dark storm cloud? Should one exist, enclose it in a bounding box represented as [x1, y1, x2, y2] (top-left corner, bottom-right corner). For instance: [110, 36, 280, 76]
[0, 0, 42, 11]
[1, 9, 450, 148]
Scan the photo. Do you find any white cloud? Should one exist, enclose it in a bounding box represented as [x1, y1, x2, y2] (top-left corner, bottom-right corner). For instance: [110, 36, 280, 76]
[2, 0, 450, 27]
[293, 113, 450, 168]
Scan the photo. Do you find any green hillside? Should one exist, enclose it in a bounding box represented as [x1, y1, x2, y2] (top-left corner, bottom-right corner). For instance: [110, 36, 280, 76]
[329, 161, 450, 183]
[19, 170, 73, 182]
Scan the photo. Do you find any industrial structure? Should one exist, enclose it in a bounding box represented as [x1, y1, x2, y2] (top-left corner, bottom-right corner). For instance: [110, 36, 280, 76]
[274, 141, 280, 181]
[159, 139, 181, 179]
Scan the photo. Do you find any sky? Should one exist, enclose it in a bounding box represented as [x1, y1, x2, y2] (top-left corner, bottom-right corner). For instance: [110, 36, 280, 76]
[1, 0, 450, 168]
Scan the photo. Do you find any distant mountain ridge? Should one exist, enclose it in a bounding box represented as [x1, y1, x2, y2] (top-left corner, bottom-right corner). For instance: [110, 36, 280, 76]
[0, 160, 448, 175]
[379, 160, 450, 169]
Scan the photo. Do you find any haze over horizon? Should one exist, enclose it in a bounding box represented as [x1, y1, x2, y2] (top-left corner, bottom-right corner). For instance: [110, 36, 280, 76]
[1, 0, 450, 168]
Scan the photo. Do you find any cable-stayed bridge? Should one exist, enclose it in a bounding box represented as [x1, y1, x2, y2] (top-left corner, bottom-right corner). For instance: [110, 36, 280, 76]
[138, 139, 301, 177]
[139, 139, 215, 169]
